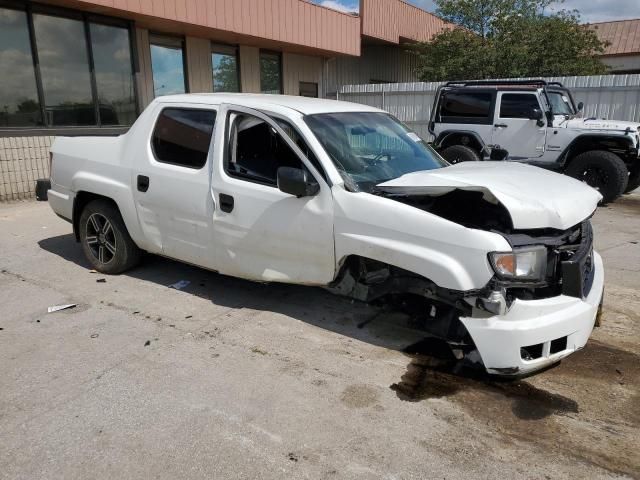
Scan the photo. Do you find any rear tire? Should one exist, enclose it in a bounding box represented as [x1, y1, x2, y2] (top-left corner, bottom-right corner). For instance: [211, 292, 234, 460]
[79, 199, 141, 274]
[565, 150, 628, 204]
[440, 145, 481, 164]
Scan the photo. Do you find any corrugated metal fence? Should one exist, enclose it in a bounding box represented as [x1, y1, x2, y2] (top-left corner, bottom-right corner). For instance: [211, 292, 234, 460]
[337, 74, 640, 139]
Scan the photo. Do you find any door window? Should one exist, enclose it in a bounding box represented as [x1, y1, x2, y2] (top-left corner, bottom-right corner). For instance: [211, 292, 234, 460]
[500, 94, 540, 118]
[226, 113, 305, 186]
[151, 108, 216, 169]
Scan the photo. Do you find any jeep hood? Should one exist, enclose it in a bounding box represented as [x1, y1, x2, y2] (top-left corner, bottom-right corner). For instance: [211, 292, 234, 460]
[377, 162, 601, 230]
[564, 118, 640, 132]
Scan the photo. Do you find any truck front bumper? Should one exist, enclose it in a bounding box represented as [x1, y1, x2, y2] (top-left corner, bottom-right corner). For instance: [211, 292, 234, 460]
[460, 251, 604, 376]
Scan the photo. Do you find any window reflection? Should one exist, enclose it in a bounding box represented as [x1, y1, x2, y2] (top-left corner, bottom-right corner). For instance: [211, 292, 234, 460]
[150, 37, 186, 97]
[91, 23, 136, 125]
[33, 13, 96, 126]
[260, 52, 282, 94]
[0, 7, 42, 127]
[212, 45, 239, 93]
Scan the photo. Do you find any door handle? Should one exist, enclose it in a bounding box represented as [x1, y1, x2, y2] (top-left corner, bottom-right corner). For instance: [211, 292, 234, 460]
[494, 123, 508, 128]
[219, 193, 234, 213]
[137, 175, 149, 192]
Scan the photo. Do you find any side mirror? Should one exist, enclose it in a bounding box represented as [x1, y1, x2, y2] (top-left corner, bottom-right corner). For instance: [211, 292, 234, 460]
[490, 148, 509, 161]
[277, 167, 319, 197]
[577, 101, 584, 112]
[530, 108, 544, 121]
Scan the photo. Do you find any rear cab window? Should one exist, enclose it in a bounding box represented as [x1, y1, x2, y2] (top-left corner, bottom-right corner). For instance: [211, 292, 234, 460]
[151, 107, 217, 169]
[437, 90, 495, 125]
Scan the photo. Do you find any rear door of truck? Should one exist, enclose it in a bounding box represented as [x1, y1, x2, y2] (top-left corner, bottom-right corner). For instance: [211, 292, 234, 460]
[132, 103, 218, 268]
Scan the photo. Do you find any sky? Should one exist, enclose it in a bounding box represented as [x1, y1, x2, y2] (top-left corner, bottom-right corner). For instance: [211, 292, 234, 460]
[315, 0, 640, 23]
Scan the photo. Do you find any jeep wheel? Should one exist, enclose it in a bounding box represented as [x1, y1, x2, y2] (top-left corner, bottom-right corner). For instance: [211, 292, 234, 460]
[79, 199, 141, 274]
[441, 145, 481, 164]
[565, 150, 628, 204]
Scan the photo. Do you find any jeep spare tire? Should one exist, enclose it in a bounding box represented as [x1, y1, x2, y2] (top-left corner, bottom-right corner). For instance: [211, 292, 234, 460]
[441, 145, 481, 164]
[565, 150, 628, 204]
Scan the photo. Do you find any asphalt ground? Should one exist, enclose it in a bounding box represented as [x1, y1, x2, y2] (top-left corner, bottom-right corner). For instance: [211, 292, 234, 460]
[1, 194, 638, 479]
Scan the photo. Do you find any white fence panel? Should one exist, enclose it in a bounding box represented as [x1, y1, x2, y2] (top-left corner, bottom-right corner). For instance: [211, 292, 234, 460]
[337, 74, 640, 139]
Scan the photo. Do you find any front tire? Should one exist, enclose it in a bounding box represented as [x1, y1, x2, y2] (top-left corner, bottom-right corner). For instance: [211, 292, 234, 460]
[565, 150, 628, 204]
[440, 145, 481, 164]
[79, 199, 141, 274]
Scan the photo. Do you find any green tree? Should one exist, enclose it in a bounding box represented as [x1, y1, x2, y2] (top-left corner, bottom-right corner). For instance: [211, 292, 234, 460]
[412, 0, 609, 81]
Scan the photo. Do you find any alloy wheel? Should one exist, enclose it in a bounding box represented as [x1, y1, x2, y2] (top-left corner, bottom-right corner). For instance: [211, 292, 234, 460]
[85, 213, 117, 264]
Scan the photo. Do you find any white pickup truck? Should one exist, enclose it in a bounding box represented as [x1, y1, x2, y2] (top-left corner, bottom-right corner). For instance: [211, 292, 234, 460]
[43, 94, 604, 376]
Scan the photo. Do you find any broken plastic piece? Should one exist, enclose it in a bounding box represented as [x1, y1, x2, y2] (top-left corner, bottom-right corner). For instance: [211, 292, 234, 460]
[169, 280, 191, 290]
[47, 304, 77, 313]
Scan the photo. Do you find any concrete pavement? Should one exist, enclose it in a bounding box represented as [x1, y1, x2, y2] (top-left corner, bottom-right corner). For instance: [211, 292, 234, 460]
[1, 196, 639, 479]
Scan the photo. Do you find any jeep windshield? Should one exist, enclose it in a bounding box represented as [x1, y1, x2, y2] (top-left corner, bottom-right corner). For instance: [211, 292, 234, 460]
[548, 90, 576, 116]
[304, 112, 447, 192]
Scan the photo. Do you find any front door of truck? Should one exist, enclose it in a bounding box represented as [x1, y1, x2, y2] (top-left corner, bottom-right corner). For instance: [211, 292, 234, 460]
[210, 105, 335, 284]
[132, 104, 217, 268]
[492, 92, 547, 159]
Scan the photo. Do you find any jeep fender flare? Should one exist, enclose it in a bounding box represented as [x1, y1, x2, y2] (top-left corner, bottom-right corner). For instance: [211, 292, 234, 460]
[558, 133, 635, 169]
[434, 130, 489, 157]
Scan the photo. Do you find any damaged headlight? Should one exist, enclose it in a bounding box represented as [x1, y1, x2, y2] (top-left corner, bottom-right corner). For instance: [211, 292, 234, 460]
[489, 246, 547, 281]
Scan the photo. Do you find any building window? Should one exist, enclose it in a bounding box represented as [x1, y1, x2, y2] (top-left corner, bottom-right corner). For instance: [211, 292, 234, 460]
[260, 51, 282, 95]
[0, 8, 42, 127]
[299, 82, 318, 98]
[91, 23, 137, 126]
[33, 13, 96, 126]
[212, 44, 239, 93]
[152, 108, 216, 169]
[150, 35, 187, 98]
[0, 4, 137, 130]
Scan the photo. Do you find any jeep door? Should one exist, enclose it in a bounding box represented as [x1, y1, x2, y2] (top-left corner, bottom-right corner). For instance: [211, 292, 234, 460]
[492, 92, 546, 159]
[210, 105, 335, 284]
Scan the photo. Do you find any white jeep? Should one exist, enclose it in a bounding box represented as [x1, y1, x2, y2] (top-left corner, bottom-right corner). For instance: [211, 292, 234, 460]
[430, 80, 640, 203]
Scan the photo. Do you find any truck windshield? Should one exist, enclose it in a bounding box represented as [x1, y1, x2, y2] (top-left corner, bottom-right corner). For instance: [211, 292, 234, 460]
[548, 91, 575, 116]
[304, 112, 447, 192]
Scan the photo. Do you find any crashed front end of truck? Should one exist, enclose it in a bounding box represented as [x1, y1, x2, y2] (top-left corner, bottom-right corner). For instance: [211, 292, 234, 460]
[329, 164, 604, 376]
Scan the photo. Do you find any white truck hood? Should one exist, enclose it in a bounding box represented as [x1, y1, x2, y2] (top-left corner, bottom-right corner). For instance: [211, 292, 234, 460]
[564, 118, 640, 133]
[377, 162, 601, 230]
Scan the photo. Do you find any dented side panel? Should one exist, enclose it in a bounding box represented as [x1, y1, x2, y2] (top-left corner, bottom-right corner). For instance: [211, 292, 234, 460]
[332, 187, 512, 291]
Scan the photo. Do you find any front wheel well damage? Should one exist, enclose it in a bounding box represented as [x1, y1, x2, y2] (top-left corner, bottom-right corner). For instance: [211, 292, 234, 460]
[328, 255, 482, 345]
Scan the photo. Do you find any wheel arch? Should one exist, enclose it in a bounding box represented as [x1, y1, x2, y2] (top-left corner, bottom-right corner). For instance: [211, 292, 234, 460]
[560, 134, 635, 169]
[434, 130, 488, 157]
[72, 192, 120, 242]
